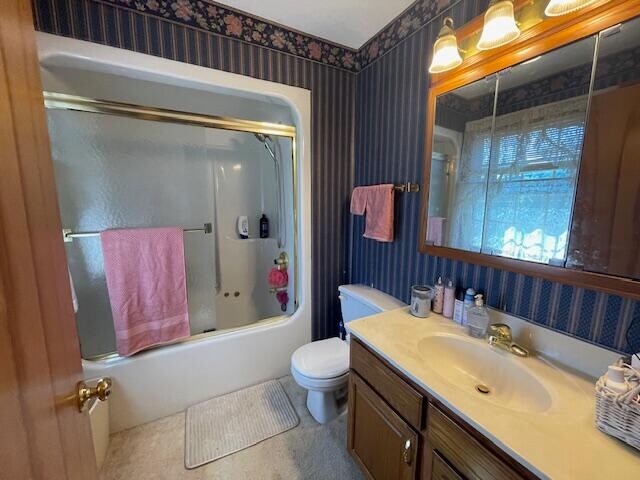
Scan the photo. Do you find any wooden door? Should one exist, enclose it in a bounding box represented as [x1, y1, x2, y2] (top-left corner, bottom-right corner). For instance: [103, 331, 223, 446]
[0, 1, 98, 479]
[348, 372, 419, 480]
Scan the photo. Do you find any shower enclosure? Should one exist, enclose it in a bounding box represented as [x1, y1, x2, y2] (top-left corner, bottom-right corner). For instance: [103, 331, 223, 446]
[46, 92, 297, 359]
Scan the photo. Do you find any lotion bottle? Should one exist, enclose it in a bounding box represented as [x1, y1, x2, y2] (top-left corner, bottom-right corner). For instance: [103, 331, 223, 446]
[462, 287, 476, 326]
[433, 276, 444, 314]
[443, 280, 455, 318]
[606, 365, 629, 394]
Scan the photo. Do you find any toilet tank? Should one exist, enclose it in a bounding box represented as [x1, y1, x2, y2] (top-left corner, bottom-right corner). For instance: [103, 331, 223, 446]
[338, 284, 405, 324]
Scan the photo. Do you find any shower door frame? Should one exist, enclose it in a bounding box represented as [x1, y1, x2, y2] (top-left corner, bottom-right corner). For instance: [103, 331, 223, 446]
[44, 91, 300, 360]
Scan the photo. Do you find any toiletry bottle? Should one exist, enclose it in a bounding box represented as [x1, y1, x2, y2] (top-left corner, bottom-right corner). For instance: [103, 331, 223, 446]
[462, 287, 476, 326]
[467, 294, 490, 338]
[453, 287, 464, 325]
[605, 365, 630, 394]
[260, 214, 269, 238]
[443, 280, 455, 318]
[237, 216, 249, 239]
[433, 276, 444, 314]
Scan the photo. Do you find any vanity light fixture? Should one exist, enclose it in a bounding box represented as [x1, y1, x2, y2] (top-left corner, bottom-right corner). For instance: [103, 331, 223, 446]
[428, 17, 463, 74]
[544, 0, 599, 16]
[477, 0, 521, 50]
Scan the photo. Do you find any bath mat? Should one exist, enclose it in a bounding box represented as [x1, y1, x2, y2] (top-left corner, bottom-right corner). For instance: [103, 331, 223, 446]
[184, 380, 299, 468]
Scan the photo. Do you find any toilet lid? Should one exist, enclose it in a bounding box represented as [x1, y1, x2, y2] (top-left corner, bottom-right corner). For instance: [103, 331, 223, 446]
[291, 337, 349, 379]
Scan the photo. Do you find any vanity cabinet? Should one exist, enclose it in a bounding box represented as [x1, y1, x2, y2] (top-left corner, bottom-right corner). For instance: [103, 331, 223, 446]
[348, 373, 418, 480]
[348, 338, 534, 480]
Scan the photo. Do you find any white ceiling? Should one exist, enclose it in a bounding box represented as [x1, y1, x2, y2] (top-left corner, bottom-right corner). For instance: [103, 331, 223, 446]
[218, 0, 415, 49]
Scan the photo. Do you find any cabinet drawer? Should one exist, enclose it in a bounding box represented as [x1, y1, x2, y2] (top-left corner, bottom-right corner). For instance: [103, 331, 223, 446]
[350, 338, 424, 429]
[428, 406, 523, 480]
[432, 452, 465, 480]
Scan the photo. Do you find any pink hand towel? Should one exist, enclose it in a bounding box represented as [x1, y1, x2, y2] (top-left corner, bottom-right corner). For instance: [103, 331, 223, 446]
[427, 216, 447, 246]
[350, 184, 395, 242]
[101, 227, 190, 356]
[350, 186, 368, 215]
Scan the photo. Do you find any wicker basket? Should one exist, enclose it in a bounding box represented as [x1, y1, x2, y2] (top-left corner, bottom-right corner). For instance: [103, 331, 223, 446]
[595, 360, 640, 451]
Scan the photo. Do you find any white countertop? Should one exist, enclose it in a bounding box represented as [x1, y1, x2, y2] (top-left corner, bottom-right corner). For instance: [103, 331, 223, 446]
[347, 308, 640, 480]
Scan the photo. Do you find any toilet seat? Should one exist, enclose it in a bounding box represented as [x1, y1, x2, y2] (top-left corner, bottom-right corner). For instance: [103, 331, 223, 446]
[291, 337, 349, 380]
[291, 367, 348, 391]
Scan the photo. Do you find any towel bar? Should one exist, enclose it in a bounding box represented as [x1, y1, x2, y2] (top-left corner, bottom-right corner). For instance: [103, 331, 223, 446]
[393, 183, 420, 193]
[62, 223, 213, 243]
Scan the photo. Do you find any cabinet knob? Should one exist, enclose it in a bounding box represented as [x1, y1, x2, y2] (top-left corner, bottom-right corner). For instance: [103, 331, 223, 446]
[402, 439, 413, 465]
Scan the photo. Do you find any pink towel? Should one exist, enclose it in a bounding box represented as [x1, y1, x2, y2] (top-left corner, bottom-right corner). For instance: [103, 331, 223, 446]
[350, 184, 395, 242]
[101, 228, 190, 356]
[350, 186, 368, 215]
[427, 216, 446, 246]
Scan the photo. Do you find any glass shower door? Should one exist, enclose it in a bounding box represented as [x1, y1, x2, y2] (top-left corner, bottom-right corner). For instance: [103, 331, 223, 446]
[47, 107, 295, 358]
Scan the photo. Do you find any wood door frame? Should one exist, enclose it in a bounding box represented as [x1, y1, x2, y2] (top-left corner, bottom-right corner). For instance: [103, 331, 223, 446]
[0, 1, 97, 478]
[418, 0, 640, 299]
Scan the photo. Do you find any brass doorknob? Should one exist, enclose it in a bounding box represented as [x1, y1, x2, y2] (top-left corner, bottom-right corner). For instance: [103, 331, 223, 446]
[77, 377, 112, 412]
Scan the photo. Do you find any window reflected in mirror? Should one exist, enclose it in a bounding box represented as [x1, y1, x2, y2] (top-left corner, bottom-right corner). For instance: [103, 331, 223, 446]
[480, 35, 596, 264]
[427, 76, 497, 252]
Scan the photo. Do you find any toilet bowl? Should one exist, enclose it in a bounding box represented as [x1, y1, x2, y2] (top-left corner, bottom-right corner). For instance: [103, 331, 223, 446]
[291, 337, 349, 424]
[291, 285, 405, 423]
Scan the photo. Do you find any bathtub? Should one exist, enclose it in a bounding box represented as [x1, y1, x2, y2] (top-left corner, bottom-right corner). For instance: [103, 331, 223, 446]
[38, 33, 313, 433]
[88, 395, 109, 470]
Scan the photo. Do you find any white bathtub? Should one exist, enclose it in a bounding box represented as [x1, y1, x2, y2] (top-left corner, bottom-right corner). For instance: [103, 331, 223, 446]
[39, 33, 313, 433]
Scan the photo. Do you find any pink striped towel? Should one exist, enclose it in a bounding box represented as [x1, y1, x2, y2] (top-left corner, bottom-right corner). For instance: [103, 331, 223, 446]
[101, 227, 190, 356]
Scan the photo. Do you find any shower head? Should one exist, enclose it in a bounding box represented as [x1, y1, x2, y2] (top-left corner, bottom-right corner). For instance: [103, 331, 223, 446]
[255, 133, 277, 163]
[254, 133, 272, 143]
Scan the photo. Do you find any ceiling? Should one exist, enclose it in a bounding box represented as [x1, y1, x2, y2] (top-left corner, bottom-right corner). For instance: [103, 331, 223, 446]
[217, 0, 415, 49]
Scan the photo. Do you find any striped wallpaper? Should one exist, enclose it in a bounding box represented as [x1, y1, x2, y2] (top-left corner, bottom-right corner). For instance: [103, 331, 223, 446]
[351, 0, 640, 354]
[33, 0, 355, 340]
[33, 0, 640, 353]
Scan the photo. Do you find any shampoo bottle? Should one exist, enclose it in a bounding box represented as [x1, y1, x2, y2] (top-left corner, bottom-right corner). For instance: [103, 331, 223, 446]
[260, 214, 269, 238]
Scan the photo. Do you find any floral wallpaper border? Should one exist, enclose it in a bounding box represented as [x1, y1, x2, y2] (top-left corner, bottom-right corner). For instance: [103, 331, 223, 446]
[98, 0, 359, 71]
[358, 0, 455, 70]
[97, 0, 461, 72]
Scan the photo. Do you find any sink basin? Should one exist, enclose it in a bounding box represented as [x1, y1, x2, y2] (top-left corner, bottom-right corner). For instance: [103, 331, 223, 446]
[417, 334, 553, 414]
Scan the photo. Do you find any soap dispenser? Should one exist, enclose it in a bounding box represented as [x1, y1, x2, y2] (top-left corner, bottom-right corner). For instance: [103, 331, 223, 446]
[467, 294, 490, 338]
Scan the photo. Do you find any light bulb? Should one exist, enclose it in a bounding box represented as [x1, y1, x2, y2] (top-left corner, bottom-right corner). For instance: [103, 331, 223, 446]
[545, 0, 599, 16]
[477, 0, 521, 51]
[429, 17, 463, 74]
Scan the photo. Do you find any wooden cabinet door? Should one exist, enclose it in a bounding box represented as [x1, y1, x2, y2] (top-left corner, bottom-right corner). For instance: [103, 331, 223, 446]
[348, 372, 419, 480]
[0, 1, 97, 478]
[430, 451, 466, 480]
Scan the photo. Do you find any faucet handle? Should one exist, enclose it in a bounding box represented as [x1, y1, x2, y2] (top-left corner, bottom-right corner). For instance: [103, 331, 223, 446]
[488, 323, 512, 342]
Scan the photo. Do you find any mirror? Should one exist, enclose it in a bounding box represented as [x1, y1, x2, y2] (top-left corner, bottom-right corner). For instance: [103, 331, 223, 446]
[423, 14, 640, 290]
[480, 36, 595, 264]
[567, 16, 640, 280]
[427, 75, 497, 252]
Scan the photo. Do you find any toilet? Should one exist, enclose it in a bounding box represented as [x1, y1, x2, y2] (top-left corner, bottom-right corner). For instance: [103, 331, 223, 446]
[291, 284, 405, 423]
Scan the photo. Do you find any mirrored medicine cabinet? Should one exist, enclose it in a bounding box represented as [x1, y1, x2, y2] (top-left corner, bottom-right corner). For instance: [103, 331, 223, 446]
[420, 7, 640, 299]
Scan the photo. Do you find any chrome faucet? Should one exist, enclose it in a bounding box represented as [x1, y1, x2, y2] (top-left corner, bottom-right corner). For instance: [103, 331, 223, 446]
[487, 323, 529, 357]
